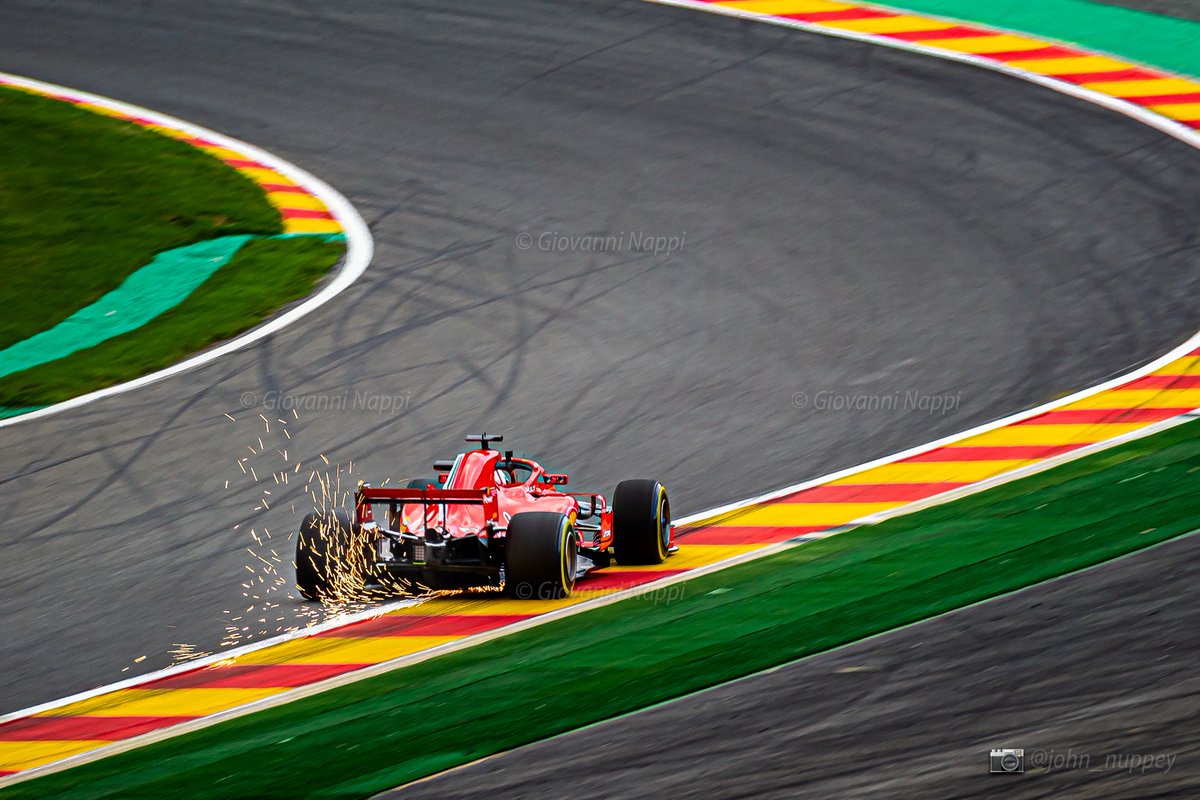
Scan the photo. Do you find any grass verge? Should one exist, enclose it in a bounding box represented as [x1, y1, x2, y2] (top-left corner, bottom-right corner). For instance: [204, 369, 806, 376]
[0, 86, 280, 349]
[0, 236, 345, 407]
[5, 418, 1198, 799]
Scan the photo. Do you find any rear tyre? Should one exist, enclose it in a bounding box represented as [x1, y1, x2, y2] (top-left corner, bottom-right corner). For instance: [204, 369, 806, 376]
[405, 478, 438, 489]
[295, 510, 369, 601]
[506, 512, 577, 599]
[612, 479, 670, 565]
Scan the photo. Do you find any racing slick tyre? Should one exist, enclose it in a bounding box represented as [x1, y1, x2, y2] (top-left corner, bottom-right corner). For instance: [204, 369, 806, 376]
[506, 512, 577, 600]
[295, 510, 369, 601]
[612, 479, 671, 565]
[406, 477, 438, 489]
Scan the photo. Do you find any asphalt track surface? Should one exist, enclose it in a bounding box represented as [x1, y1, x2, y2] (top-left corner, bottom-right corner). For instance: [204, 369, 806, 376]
[396, 531, 1200, 799]
[1091, 0, 1200, 22]
[1, 0, 1200, 730]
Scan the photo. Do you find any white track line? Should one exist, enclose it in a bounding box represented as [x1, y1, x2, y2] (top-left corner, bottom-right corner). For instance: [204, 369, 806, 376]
[7, 307, 1199, 725]
[644, 0, 1200, 154]
[0, 71, 374, 429]
[402, 524, 1200, 793]
[4, 5, 1200, 786]
[4, 364, 1198, 787]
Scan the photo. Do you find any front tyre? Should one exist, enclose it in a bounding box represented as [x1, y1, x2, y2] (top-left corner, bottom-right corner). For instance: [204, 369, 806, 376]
[295, 510, 369, 601]
[505, 512, 577, 599]
[612, 479, 670, 565]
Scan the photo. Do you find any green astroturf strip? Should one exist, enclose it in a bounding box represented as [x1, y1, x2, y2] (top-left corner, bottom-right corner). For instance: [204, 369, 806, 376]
[7, 418, 1199, 799]
[0, 237, 344, 407]
[889, 0, 1200, 79]
[0, 405, 45, 419]
[0, 86, 347, 410]
[0, 86, 280, 350]
[0, 235, 253, 378]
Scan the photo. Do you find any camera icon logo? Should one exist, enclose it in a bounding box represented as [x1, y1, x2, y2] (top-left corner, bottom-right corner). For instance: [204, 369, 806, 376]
[990, 748, 1024, 774]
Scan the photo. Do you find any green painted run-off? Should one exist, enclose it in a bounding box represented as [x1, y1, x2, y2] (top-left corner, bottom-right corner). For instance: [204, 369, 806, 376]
[891, 0, 1200, 79]
[0, 235, 252, 379]
[0, 232, 344, 382]
[5, 418, 1197, 799]
[2, 0, 1198, 795]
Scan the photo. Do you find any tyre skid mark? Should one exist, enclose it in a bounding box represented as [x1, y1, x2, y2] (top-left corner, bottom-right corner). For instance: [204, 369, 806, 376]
[3, 0, 1200, 785]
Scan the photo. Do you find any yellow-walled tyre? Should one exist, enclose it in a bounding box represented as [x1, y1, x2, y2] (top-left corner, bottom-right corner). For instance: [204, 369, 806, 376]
[612, 479, 670, 565]
[505, 512, 576, 599]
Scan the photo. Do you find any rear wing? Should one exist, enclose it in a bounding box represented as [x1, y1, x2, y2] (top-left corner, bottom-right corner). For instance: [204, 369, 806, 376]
[354, 483, 499, 526]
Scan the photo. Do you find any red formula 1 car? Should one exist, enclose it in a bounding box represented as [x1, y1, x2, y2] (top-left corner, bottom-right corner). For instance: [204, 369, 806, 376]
[295, 433, 675, 601]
